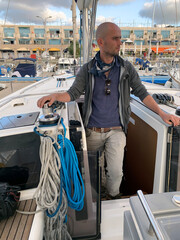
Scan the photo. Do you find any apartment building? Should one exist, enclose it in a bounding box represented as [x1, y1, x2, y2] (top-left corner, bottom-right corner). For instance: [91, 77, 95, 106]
[0, 24, 180, 59]
[0, 25, 76, 59]
[120, 26, 180, 53]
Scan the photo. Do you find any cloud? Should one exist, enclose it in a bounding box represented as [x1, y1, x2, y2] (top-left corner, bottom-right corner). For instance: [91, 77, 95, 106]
[0, 0, 136, 24]
[99, 0, 134, 5]
[96, 15, 116, 25]
[0, 0, 72, 24]
[139, 0, 180, 25]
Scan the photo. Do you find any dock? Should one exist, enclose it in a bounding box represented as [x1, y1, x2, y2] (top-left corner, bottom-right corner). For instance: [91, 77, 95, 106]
[0, 74, 54, 99]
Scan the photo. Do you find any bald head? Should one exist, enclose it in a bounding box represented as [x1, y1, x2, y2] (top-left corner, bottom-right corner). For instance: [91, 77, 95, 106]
[95, 22, 122, 60]
[96, 22, 120, 41]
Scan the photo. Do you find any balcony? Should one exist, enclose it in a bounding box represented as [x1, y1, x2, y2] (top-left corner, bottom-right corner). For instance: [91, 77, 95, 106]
[18, 40, 30, 45]
[34, 40, 45, 45]
[147, 34, 157, 39]
[3, 34, 15, 38]
[161, 31, 170, 40]
[134, 35, 144, 40]
[50, 34, 60, 39]
[35, 34, 45, 38]
[19, 33, 30, 38]
[175, 35, 180, 40]
[64, 30, 73, 40]
[3, 39, 15, 45]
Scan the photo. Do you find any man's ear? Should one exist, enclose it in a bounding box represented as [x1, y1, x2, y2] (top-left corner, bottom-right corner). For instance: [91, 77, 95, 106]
[97, 38, 103, 47]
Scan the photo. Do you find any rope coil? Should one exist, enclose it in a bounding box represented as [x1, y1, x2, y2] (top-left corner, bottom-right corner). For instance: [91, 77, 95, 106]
[33, 117, 85, 239]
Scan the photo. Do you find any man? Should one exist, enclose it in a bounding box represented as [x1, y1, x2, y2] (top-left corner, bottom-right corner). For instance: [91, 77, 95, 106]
[37, 22, 180, 198]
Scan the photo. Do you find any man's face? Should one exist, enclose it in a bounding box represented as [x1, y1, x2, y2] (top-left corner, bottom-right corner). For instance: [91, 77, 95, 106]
[102, 26, 122, 57]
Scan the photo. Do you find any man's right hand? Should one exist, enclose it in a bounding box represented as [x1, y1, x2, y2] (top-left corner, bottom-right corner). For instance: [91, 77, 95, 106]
[37, 93, 59, 108]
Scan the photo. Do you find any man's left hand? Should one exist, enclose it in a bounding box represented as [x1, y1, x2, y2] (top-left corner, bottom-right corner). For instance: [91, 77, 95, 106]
[160, 112, 180, 126]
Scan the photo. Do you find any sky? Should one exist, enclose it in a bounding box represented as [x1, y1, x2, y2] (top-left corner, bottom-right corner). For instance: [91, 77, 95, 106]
[0, 0, 180, 27]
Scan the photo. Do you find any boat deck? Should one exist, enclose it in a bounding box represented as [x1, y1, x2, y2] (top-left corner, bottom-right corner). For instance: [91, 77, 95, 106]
[0, 199, 36, 240]
[101, 198, 130, 240]
[0, 81, 33, 99]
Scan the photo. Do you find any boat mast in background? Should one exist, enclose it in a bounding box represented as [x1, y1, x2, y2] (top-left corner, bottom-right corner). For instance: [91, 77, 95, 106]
[76, 0, 98, 64]
[148, 0, 156, 59]
[72, 0, 77, 60]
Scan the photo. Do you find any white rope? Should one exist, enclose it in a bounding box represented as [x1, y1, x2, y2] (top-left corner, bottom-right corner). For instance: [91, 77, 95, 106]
[34, 137, 60, 208]
[33, 135, 72, 240]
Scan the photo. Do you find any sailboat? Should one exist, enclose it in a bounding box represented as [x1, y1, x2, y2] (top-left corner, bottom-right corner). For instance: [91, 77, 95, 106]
[1, 1, 180, 240]
[168, 56, 180, 88]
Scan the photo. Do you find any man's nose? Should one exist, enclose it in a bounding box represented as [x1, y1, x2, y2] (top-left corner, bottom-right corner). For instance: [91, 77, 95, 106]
[118, 40, 122, 46]
[118, 38, 122, 45]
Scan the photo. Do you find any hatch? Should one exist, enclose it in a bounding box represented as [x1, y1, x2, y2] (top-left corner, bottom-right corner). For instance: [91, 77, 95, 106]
[0, 112, 40, 130]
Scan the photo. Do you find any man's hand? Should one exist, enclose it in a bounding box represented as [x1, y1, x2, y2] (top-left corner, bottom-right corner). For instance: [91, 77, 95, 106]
[37, 93, 59, 108]
[143, 95, 180, 126]
[159, 111, 180, 126]
[37, 92, 71, 108]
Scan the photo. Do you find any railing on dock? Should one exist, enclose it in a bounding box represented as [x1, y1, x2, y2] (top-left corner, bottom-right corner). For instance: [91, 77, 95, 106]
[0, 77, 43, 82]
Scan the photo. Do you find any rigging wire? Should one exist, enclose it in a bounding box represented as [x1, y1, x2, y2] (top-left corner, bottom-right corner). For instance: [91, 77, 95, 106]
[158, 0, 166, 25]
[148, 0, 156, 59]
[4, 0, 11, 25]
[152, 0, 156, 27]
[175, 0, 178, 26]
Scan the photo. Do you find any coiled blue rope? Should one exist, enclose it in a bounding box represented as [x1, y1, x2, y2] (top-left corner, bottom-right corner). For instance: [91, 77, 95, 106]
[57, 118, 85, 211]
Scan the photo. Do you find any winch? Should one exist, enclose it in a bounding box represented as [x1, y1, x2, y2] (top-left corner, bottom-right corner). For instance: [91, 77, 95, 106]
[39, 101, 64, 125]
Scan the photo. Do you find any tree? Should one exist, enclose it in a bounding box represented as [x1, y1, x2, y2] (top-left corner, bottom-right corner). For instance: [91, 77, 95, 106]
[68, 41, 80, 57]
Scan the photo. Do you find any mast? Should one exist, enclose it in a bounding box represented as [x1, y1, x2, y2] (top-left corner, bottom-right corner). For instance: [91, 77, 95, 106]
[148, 0, 156, 59]
[75, 0, 98, 64]
[82, 6, 89, 63]
[72, 0, 77, 60]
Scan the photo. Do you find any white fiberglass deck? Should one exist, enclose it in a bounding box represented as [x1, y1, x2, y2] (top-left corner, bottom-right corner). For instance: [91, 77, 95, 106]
[20, 188, 131, 240]
[101, 199, 130, 240]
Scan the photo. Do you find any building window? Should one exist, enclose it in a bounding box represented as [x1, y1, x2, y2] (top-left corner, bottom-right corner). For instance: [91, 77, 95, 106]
[148, 40, 158, 46]
[3, 27, 15, 38]
[49, 39, 61, 45]
[161, 30, 170, 39]
[121, 30, 130, 38]
[64, 29, 73, 38]
[148, 30, 157, 38]
[19, 39, 30, 44]
[63, 39, 70, 45]
[34, 29, 45, 38]
[174, 30, 180, 39]
[3, 39, 15, 44]
[161, 40, 171, 45]
[134, 40, 144, 46]
[134, 30, 144, 39]
[49, 29, 60, 38]
[19, 27, 30, 37]
[34, 39, 45, 45]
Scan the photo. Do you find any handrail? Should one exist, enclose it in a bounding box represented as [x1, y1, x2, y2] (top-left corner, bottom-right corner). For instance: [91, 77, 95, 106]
[137, 190, 164, 240]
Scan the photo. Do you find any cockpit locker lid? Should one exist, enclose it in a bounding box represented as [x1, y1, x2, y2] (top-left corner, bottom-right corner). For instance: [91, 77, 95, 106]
[0, 112, 40, 130]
